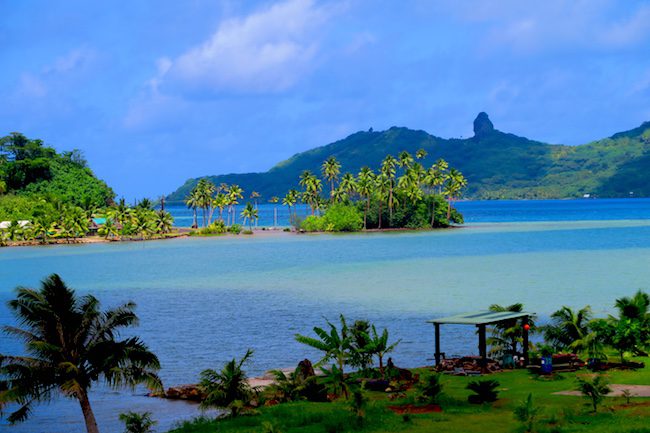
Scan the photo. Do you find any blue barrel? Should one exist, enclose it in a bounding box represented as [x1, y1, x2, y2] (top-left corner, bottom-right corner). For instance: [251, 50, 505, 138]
[541, 355, 553, 374]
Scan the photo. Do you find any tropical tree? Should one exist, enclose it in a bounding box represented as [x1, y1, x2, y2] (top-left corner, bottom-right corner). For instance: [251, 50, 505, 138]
[356, 167, 375, 229]
[322, 156, 341, 199]
[299, 171, 322, 215]
[199, 349, 255, 417]
[31, 218, 56, 244]
[543, 306, 594, 353]
[153, 210, 173, 234]
[424, 162, 447, 226]
[375, 173, 391, 229]
[295, 315, 351, 373]
[213, 193, 229, 223]
[228, 185, 243, 226]
[444, 168, 467, 220]
[185, 189, 200, 229]
[380, 156, 397, 220]
[119, 411, 157, 433]
[269, 196, 279, 227]
[0, 274, 162, 433]
[98, 218, 119, 240]
[363, 325, 400, 378]
[416, 148, 428, 160]
[398, 151, 413, 170]
[250, 191, 260, 227]
[282, 189, 298, 226]
[240, 202, 258, 231]
[576, 374, 611, 413]
[487, 303, 533, 357]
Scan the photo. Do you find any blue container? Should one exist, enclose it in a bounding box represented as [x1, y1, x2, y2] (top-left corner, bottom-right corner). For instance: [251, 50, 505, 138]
[541, 355, 553, 374]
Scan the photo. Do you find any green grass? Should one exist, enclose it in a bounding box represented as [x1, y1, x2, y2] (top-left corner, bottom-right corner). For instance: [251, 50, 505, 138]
[169, 359, 650, 433]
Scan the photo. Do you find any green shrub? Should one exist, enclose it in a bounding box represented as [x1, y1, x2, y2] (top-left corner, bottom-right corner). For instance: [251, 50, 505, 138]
[198, 220, 227, 235]
[301, 215, 325, 232]
[228, 224, 242, 235]
[322, 203, 363, 232]
[466, 379, 500, 403]
[417, 373, 444, 404]
[242, 230, 253, 235]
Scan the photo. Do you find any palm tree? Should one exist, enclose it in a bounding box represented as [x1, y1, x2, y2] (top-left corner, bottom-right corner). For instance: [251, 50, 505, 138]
[31, 218, 55, 244]
[357, 167, 375, 229]
[487, 303, 533, 356]
[416, 148, 428, 160]
[250, 191, 261, 227]
[119, 411, 156, 433]
[375, 173, 391, 229]
[240, 202, 258, 231]
[269, 196, 279, 227]
[98, 218, 119, 240]
[398, 150, 413, 170]
[424, 165, 446, 227]
[199, 350, 255, 417]
[213, 193, 229, 223]
[443, 168, 467, 220]
[0, 274, 162, 432]
[299, 171, 322, 215]
[380, 156, 397, 221]
[185, 189, 200, 229]
[154, 210, 173, 234]
[543, 306, 593, 352]
[228, 185, 243, 226]
[282, 190, 298, 226]
[322, 156, 341, 199]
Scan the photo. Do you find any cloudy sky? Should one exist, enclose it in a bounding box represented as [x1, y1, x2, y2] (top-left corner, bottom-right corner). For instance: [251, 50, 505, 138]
[2, 0, 650, 199]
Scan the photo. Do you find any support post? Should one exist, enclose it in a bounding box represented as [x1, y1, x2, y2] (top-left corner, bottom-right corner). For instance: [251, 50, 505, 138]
[522, 316, 529, 367]
[434, 323, 441, 366]
[478, 324, 487, 367]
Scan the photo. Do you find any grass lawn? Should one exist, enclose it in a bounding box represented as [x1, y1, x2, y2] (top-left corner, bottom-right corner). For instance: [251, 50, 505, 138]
[169, 358, 650, 433]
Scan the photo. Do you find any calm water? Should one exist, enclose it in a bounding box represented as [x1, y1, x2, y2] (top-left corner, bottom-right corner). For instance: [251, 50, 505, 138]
[1, 199, 650, 432]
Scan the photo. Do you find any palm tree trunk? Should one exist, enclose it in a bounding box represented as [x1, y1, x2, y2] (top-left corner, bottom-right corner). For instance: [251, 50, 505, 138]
[447, 197, 452, 220]
[364, 198, 369, 229]
[378, 200, 382, 229]
[78, 388, 100, 433]
[431, 200, 436, 227]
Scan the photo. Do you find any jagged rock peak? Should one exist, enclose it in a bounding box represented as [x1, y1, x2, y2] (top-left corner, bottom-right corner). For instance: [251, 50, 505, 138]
[473, 112, 494, 137]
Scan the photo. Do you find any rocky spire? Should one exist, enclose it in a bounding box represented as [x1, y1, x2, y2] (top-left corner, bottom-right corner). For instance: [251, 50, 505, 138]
[473, 112, 494, 137]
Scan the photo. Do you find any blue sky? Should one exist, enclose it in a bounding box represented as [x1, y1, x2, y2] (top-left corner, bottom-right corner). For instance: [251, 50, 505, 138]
[2, 0, 650, 199]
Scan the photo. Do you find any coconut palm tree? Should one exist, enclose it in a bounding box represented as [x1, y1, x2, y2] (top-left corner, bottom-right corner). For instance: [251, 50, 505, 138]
[322, 156, 341, 199]
[213, 193, 229, 223]
[240, 202, 258, 231]
[250, 191, 261, 227]
[357, 167, 375, 229]
[375, 173, 391, 229]
[228, 184, 243, 226]
[0, 274, 162, 432]
[154, 210, 173, 234]
[380, 156, 397, 220]
[30, 218, 56, 244]
[443, 168, 467, 220]
[398, 150, 413, 170]
[543, 306, 593, 352]
[416, 148, 428, 160]
[299, 171, 322, 215]
[98, 218, 119, 240]
[199, 350, 255, 417]
[185, 189, 200, 229]
[269, 196, 279, 227]
[487, 303, 534, 357]
[119, 412, 156, 433]
[282, 190, 298, 226]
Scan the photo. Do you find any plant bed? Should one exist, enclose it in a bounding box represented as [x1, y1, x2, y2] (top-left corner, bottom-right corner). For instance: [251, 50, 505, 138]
[387, 403, 442, 414]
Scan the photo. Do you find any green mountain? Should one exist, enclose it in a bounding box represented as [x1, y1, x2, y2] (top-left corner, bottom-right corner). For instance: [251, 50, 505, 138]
[0, 132, 115, 220]
[167, 113, 650, 201]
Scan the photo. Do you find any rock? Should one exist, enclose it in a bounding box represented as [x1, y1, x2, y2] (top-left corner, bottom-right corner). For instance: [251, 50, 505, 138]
[473, 112, 494, 137]
[296, 359, 316, 380]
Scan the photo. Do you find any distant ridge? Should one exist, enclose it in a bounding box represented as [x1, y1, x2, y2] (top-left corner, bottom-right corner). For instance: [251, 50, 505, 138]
[167, 113, 650, 201]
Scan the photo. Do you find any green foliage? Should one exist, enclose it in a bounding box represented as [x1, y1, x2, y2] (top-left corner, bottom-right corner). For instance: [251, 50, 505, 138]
[466, 379, 500, 403]
[514, 393, 540, 433]
[119, 411, 157, 433]
[348, 388, 367, 427]
[487, 303, 535, 357]
[199, 349, 255, 417]
[417, 373, 444, 404]
[198, 220, 227, 235]
[0, 274, 162, 428]
[229, 224, 242, 235]
[300, 215, 326, 232]
[576, 374, 611, 413]
[322, 203, 363, 232]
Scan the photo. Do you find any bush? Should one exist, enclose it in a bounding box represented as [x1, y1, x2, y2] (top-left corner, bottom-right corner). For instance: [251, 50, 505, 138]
[242, 230, 253, 235]
[198, 220, 227, 235]
[466, 379, 500, 403]
[417, 373, 443, 404]
[228, 224, 242, 235]
[322, 203, 363, 232]
[301, 215, 325, 232]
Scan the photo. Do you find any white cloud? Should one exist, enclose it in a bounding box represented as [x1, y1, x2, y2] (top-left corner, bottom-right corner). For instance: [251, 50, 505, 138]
[159, 0, 335, 94]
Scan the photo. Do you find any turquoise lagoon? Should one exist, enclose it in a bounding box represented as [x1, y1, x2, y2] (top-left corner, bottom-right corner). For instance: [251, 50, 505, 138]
[1, 199, 650, 432]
